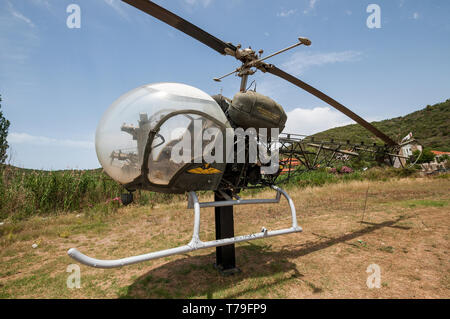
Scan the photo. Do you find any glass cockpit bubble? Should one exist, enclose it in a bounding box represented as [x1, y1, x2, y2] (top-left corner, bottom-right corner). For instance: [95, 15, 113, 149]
[95, 82, 231, 185]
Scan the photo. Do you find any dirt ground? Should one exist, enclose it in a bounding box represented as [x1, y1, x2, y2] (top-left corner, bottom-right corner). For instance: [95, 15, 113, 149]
[0, 176, 449, 298]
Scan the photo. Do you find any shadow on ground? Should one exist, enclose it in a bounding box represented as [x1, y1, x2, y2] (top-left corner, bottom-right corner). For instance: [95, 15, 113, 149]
[122, 216, 410, 298]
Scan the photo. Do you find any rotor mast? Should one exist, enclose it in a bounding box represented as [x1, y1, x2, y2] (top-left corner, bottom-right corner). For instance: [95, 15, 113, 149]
[239, 74, 248, 92]
[215, 38, 312, 92]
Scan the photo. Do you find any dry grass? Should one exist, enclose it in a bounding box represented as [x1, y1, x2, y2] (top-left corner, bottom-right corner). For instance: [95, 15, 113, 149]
[0, 176, 449, 298]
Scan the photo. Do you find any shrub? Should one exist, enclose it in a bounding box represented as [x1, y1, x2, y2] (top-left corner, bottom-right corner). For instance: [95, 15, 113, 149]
[413, 148, 435, 164]
[340, 166, 353, 174]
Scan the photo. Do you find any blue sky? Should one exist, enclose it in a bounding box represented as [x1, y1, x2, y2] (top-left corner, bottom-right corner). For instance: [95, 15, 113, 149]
[1, 0, 449, 170]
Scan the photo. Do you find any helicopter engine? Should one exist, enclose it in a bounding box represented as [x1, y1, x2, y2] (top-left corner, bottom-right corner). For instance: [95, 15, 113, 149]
[212, 91, 287, 191]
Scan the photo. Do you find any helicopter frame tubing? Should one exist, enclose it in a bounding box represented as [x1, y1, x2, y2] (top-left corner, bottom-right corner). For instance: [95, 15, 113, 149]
[272, 133, 416, 185]
[68, 185, 302, 268]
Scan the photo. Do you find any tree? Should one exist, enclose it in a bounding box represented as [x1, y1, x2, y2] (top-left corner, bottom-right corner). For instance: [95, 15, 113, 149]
[412, 148, 435, 164]
[437, 154, 449, 163]
[0, 94, 10, 164]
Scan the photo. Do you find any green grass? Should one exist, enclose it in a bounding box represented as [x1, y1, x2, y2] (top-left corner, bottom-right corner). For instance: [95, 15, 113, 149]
[0, 166, 121, 220]
[401, 199, 449, 208]
[274, 166, 419, 191]
[0, 166, 184, 221]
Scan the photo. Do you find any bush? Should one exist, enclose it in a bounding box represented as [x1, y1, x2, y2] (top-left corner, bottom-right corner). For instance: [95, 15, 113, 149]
[340, 166, 353, 174]
[437, 154, 449, 163]
[413, 148, 435, 164]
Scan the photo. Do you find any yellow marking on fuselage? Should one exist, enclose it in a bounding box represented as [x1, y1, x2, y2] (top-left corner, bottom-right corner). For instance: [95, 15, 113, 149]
[187, 166, 222, 174]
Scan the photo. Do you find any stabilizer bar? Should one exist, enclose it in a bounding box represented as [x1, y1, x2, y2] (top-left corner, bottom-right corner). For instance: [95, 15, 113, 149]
[67, 186, 301, 268]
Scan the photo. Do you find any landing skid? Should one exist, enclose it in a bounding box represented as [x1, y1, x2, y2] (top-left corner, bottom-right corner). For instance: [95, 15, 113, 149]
[67, 186, 302, 269]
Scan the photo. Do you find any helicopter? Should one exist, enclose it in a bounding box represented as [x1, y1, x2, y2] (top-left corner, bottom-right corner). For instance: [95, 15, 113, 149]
[68, 0, 419, 270]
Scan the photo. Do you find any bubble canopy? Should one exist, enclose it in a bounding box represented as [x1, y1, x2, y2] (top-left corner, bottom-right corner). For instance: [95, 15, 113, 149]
[95, 83, 230, 188]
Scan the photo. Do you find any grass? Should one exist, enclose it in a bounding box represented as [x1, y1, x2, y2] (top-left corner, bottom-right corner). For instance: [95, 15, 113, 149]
[0, 164, 420, 222]
[274, 166, 418, 191]
[401, 199, 449, 208]
[0, 174, 449, 298]
[0, 165, 185, 221]
[0, 166, 121, 220]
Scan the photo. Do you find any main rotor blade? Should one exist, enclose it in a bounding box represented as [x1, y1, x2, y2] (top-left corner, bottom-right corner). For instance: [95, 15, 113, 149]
[122, 0, 236, 55]
[267, 66, 397, 146]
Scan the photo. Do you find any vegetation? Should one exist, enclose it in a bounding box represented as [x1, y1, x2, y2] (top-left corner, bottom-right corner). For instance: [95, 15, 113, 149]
[412, 148, 435, 164]
[0, 167, 120, 221]
[0, 164, 421, 222]
[278, 166, 417, 190]
[0, 94, 10, 164]
[437, 154, 449, 163]
[313, 99, 450, 151]
[0, 166, 183, 221]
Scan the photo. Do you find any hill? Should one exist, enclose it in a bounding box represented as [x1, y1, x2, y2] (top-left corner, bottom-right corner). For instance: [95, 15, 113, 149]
[312, 99, 450, 151]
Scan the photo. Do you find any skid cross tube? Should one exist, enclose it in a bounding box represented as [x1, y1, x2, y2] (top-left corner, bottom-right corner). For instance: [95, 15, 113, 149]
[67, 186, 302, 269]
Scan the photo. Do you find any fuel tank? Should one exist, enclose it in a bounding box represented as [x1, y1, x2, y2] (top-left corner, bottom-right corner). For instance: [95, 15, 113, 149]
[224, 91, 287, 132]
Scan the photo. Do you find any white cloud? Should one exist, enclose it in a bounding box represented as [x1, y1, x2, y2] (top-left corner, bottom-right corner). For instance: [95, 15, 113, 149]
[303, 0, 318, 14]
[284, 107, 354, 135]
[277, 9, 296, 17]
[8, 133, 94, 149]
[0, 3, 40, 73]
[103, 0, 128, 19]
[7, 2, 35, 28]
[185, 0, 213, 7]
[30, 0, 51, 9]
[309, 0, 318, 10]
[413, 12, 419, 20]
[282, 51, 362, 75]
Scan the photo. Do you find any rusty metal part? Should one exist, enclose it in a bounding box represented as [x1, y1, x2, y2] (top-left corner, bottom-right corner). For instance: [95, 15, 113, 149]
[307, 143, 359, 156]
[353, 147, 407, 159]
